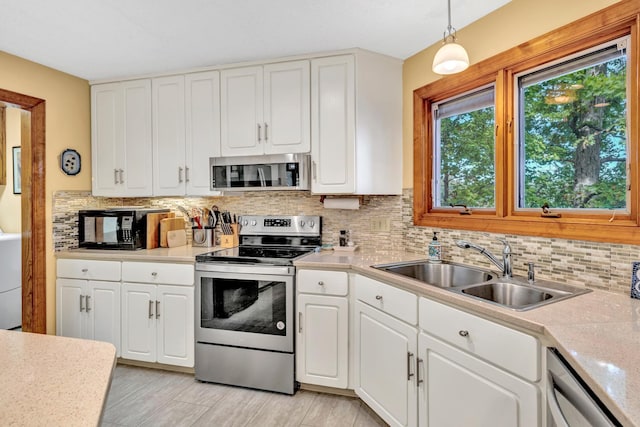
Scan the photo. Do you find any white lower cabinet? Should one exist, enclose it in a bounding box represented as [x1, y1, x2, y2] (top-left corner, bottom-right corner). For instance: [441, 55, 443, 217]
[418, 297, 540, 427]
[121, 262, 195, 367]
[354, 275, 418, 427]
[56, 259, 121, 356]
[296, 269, 349, 388]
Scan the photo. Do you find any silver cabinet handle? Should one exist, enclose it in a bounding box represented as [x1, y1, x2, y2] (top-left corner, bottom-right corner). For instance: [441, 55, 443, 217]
[119, 169, 124, 183]
[148, 300, 154, 319]
[459, 330, 469, 337]
[417, 358, 424, 385]
[257, 123, 262, 142]
[86, 295, 91, 312]
[318, 281, 324, 286]
[155, 300, 160, 319]
[264, 123, 268, 141]
[114, 169, 119, 184]
[185, 166, 190, 183]
[81, 268, 88, 273]
[178, 167, 184, 183]
[151, 272, 158, 277]
[407, 352, 415, 380]
[375, 295, 383, 300]
[298, 312, 302, 333]
[312, 161, 317, 180]
[79, 295, 85, 312]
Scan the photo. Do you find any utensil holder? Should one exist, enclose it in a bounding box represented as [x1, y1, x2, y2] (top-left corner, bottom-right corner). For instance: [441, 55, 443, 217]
[220, 224, 239, 248]
[192, 227, 214, 247]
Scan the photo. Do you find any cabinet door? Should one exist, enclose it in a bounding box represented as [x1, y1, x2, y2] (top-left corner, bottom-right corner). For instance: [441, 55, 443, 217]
[264, 61, 310, 154]
[311, 55, 355, 193]
[156, 285, 194, 367]
[121, 80, 153, 196]
[91, 83, 123, 196]
[220, 66, 264, 156]
[153, 75, 186, 196]
[121, 282, 156, 362]
[418, 332, 539, 427]
[296, 294, 348, 388]
[56, 278, 85, 339]
[355, 301, 417, 427]
[185, 71, 221, 195]
[86, 280, 121, 357]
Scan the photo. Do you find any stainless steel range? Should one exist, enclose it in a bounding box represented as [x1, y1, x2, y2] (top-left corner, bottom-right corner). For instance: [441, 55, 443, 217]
[194, 215, 321, 395]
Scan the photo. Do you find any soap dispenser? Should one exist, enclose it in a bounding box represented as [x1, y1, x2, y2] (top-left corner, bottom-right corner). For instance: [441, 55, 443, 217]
[428, 232, 442, 263]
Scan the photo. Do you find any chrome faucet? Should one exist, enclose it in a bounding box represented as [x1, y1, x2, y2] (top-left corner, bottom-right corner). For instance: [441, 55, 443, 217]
[455, 238, 512, 278]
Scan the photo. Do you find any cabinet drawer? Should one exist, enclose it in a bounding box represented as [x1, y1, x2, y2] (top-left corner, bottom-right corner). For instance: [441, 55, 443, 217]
[419, 297, 539, 381]
[122, 262, 194, 286]
[297, 270, 348, 296]
[57, 259, 121, 281]
[355, 274, 417, 325]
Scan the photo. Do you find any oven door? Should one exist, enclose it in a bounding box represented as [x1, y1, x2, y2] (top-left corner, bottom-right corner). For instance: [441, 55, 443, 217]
[195, 264, 294, 353]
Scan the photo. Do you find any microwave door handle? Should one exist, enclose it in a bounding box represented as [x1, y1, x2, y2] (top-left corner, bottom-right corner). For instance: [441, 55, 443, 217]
[258, 168, 266, 187]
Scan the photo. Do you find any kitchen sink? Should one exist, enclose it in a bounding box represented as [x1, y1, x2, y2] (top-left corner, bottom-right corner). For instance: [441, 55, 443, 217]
[452, 280, 591, 311]
[373, 260, 494, 288]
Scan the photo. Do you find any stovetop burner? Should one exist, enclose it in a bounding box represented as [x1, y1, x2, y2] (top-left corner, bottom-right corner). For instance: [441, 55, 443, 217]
[195, 246, 316, 266]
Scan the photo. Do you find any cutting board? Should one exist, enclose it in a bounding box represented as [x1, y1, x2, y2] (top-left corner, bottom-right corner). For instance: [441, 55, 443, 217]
[167, 229, 187, 248]
[160, 218, 186, 248]
[146, 212, 175, 249]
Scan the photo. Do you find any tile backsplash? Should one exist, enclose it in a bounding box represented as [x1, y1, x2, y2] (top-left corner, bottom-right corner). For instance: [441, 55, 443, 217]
[53, 188, 640, 296]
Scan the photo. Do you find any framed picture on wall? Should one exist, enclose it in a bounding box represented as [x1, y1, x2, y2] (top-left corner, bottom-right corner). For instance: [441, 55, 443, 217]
[12, 146, 20, 194]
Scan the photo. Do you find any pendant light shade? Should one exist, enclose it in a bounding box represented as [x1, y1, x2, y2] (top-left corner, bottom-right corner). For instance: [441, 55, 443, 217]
[432, 0, 469, 75]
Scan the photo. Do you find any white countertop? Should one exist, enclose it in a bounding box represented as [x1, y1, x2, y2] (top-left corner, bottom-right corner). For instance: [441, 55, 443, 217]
[0, 330, 116, 426]
[295, 250, 640, 426]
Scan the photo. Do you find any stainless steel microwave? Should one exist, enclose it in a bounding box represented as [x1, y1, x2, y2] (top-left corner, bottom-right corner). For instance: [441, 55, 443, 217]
[210, 154, 310, 192]
[78, 208, 169, 250]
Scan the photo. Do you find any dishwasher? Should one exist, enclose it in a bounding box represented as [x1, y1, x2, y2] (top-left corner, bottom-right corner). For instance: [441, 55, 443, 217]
[547, 348, 622, 426]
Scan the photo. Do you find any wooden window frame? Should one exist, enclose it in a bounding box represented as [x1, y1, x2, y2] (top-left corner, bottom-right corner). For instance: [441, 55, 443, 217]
[413, 0, 640, 245]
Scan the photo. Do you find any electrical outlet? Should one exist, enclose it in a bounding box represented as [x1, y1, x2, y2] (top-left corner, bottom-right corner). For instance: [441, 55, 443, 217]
[370, 218, 391, 232]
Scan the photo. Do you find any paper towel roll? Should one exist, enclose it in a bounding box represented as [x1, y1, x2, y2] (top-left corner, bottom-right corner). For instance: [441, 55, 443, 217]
[323, 197, 360, 210]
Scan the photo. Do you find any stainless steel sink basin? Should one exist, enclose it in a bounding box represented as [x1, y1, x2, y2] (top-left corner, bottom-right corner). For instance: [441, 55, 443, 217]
[373, 260, 493, 288]
[453, 280, 590, 311]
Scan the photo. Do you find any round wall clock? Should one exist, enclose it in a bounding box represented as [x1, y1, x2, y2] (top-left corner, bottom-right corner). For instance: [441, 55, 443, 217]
[60, 148, 81, 176]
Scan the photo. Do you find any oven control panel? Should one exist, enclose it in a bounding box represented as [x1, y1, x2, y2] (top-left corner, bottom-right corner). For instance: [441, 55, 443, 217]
[239, 215, 321, 236]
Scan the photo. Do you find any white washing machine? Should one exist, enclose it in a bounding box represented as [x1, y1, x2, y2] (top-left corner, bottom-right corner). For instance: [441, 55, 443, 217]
[0, 233, 21, 329]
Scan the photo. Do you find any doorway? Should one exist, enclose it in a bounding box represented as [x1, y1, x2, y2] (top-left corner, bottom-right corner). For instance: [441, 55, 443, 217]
[0, 88, 46, 334]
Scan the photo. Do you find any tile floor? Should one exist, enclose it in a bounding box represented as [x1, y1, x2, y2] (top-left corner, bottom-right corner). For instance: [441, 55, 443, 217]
[101, 364, 387, 427]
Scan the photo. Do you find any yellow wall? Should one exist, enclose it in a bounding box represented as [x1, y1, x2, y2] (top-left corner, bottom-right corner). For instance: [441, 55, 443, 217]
[402, 0, 622, 188]
[0, 51, 91, 333]
[0, 108, 22, 232]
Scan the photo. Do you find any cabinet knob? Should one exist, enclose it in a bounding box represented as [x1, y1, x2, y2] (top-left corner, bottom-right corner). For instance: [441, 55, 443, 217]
[81, 268, 88, 273]
[375, 295, 383, 300]
[318, 281, 324, 286]
[459, 330, 469, 337]
[151, 272, 158, 277]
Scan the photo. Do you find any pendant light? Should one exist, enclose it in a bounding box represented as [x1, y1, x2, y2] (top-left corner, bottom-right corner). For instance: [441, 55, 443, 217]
[432, 0, 469, 75]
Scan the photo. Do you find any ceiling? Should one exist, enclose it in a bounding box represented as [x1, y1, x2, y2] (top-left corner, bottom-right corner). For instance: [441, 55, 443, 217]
[0, 0, 510, 82]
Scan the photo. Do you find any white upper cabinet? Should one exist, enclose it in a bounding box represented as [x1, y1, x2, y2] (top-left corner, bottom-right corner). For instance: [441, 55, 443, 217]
[311, 52, 402, 195]
[220, 60, 310, 157]
[153, 72, 221, 196]
[91, 80, 153, 197]
[185, 71, 221, 195]
[152, 75, 186, 196]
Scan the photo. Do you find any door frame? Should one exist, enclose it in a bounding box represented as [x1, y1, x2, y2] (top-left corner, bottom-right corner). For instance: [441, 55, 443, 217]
[1, 88, 46, 333]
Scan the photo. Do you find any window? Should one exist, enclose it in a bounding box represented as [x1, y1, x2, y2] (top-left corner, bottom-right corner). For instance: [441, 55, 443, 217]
[413, 2, 640, 244]
[516, 38, 629, 211]
[433, 86, 495, 208]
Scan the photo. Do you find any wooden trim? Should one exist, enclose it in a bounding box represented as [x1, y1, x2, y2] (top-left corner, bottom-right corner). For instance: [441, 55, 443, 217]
[413, 0, 640, 245]
[0, 88, 46, 334]
[0, 106, 5, 186]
